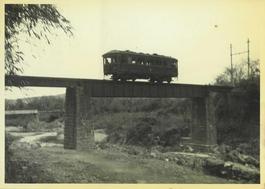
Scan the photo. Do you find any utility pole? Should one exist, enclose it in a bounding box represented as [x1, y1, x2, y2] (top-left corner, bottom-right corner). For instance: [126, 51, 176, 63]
[230, 44, 233, 86]
[230, 38, 250, 85]
[247, 38, 250, 78]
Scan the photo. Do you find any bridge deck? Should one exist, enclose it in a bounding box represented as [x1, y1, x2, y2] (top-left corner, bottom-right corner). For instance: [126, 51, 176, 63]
[5, 75, 232, 98]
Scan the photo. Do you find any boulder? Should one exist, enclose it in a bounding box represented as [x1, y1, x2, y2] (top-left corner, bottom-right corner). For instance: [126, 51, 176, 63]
[203, 158, 259, 182]
[227, 149, 259, 167]
[204, 158, 225, 176]
[230, 162, 260, 182]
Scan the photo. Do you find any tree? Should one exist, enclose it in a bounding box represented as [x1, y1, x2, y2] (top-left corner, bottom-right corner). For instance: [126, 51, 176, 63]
[213, 59, 260, 144]
[214, 59, 260, 86]
[5, 4, 73, 75]
[15, 99, 24, 109]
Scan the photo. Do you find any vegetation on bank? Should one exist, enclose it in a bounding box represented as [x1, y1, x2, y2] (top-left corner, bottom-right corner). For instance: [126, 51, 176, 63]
[213, 60, 260, 156]
[6, 143, 241, 183]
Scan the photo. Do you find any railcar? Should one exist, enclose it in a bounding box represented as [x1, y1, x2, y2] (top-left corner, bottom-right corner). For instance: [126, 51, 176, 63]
[103, 50, 178, 83]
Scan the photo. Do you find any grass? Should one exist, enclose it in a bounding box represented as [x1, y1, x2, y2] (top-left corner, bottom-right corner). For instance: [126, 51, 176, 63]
[8, 145, 240, 183]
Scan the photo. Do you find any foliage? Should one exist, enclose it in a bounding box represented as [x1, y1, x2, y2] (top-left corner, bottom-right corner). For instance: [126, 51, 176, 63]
[91, 111, 188, 147]
[5, 4, 72, 75]
[5, 132, 23, 182]
[26, 119, 46, 132]
[5, 114, 36, 127]
[5, 132, 15, 162]
[5, 147, 56, 183]
[214, 60, 260, 146]
[5, 94, 65, 111]
[26, 119, 63, 132]
[5, 94, 192, 147]
[215, 59, 260, 86]
[5, 96, 191, 118]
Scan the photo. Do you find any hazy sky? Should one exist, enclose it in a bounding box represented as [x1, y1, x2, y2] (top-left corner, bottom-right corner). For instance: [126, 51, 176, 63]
[5, 0, 265, 99]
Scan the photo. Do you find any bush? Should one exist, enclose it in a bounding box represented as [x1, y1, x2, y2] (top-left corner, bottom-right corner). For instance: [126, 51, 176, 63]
[6, 159, 56, 183]
[215, 79, 260, 145]
[25, 119, 64, 132]
[5, 132, 56, 183]
[26, 120, 46, 132]
[5, 132, 22, 182]
[96, 111, 187, 147]
[125, 118, 155, 146]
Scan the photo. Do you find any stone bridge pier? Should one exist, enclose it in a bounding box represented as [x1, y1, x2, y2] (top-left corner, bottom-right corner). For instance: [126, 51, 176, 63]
[190, 94, 217, 149]
[64, 86, 218, 150]
[64, 87, 94, 150]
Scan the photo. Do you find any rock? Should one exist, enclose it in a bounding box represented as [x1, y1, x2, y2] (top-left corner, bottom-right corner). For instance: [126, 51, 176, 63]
[204, 158, 260, 182]
[204, 158, 225, 175]
[224, 161, 233, 167]
[174, 157, 179, 162]
[187, 146, 194, 152]
[31, 142, 41, 149]
[127, 147, 140, 155]
[22, 166, 28, 170]
[227, 149, 259, 168]
[210, 145, 220, 155]
[150, 152, 156, 158]
[230, 162, 260, 182]
[57, 133, 64, 140]
[243, 155, 259, 167]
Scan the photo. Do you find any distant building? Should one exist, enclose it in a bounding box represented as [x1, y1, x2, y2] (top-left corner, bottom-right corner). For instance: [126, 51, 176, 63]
[5, 109, 39, 127]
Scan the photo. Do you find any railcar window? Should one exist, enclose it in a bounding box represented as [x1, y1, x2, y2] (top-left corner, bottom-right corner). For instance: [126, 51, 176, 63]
[112, 57, 117, 63]
[105, 57, 111, 64]
[128, 56, 132, 64]
[166, 60, 171, 66]
[121, 56, 127, 64]
[138, 58, 143, 65]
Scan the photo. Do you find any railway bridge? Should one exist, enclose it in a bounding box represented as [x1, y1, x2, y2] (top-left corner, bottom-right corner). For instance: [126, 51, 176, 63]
[5, 75, 232, 150]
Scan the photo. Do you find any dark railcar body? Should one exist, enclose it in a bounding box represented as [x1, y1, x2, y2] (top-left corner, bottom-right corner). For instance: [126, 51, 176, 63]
[103, 50, 178, 83]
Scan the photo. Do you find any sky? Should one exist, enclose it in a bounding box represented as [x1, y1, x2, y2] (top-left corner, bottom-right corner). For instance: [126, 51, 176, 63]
[4, 0, 265, 99]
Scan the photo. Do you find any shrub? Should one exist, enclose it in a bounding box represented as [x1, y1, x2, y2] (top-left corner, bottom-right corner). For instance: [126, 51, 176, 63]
[99, 111, 187, 147]
[215, 79, 260, 144]
[26, 120, 46, 132]
[25, 119, 64, 132]
[126, 120, 154, 146]
[5, 132, 21, 182]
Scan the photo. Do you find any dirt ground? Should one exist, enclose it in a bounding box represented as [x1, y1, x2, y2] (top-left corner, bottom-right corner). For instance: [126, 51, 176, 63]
[11, 146, 243, 183]
[9, 129, 260, 183]
[6, 130, 241, 184]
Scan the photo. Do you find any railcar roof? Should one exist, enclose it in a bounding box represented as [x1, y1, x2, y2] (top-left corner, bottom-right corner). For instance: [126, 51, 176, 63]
[103, 50, 177, 61]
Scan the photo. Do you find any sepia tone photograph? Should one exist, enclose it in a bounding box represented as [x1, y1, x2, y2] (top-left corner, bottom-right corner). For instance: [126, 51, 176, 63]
[3, 0, 264, 185]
